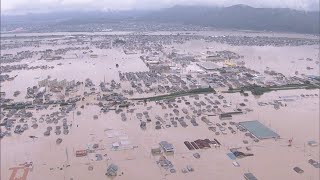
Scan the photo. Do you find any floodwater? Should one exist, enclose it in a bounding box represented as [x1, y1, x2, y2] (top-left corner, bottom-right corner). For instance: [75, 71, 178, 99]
[1, 31, 319, 180]
[2, 48, 148, 101]
[169, 40, 319, 76]
[2, 89, 319, 180]
[0, 31, 134, 37]
[2, 30, 318, 39]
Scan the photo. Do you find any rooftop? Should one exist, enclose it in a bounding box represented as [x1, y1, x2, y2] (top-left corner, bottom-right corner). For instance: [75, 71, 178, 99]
[244, 173, 258, 180]
[196, 62, 221, 70]
[239, 120, 280, 140]
[159, 141, 174, 152]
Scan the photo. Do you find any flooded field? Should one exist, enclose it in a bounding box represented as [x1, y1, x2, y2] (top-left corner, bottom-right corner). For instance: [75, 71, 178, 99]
[170, 40, 319, 76]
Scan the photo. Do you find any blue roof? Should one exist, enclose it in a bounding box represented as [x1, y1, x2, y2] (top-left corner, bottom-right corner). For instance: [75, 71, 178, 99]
[239, 120, 280, 140]
[227, 153, 236, 160]
[159, 141, 174, 150]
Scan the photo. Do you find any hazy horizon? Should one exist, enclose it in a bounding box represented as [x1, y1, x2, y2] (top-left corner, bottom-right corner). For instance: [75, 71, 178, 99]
[2, 0, 320, 15]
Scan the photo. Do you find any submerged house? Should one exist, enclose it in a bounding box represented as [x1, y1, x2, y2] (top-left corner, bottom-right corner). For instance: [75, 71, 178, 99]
[106, 164, 118, 176]
[151, 146, 162, 155]
[244, 173, 258, 180]
[194, 139, 211, 149]
[159, 141, 174, 153]
[219, 113, 233, 120]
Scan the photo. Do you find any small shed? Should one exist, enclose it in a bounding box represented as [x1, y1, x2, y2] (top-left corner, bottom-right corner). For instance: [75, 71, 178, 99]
[151, 146, 162, 155]
[112, 142, 120, 150]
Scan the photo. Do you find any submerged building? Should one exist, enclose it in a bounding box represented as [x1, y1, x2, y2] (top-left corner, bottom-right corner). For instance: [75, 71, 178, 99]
[239, 120, 280, 140]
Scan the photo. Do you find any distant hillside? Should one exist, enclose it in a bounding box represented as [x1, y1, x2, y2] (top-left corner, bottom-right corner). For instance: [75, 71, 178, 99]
[1, 10, 146, 25]
[143, 5, 320, 34]
[1, 5, 319, 34]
